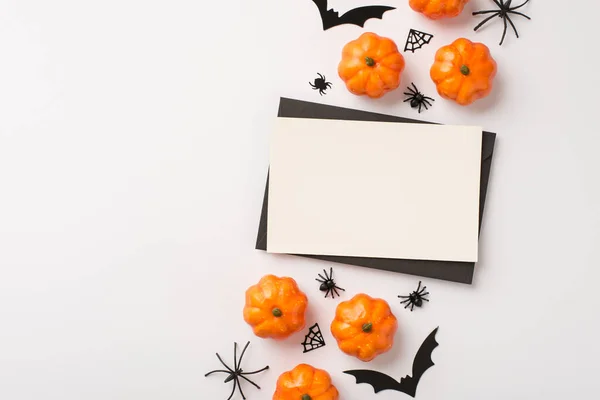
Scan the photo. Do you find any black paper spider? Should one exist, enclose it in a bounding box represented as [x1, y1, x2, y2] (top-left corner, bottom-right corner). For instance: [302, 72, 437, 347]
[398, 281, 430, 311]
[309, 73, 332, 95]
[473, 0, 531, 46]
[404, 83, 435, 113]
[205, 341, 269, 400]
[316, 267, 345, 298]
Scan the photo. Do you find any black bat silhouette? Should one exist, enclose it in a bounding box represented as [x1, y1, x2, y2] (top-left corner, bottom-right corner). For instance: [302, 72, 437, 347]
[312, 0, 396, 30]
[344, 327, 439, 398]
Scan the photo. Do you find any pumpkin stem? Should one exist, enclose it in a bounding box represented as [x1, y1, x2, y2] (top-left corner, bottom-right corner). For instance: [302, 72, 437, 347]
[301, 395, 312, 400]
[460, 65, 470, 76]
[362, 322, 373, 333]
[365, 57, 375, 67]
[272, 308, 282, 317]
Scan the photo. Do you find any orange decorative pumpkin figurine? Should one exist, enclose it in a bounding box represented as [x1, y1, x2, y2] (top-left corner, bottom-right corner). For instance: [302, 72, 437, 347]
[409, 0, 470, 19]
[338, 32, 405, 99]
[430, 38, 497, 106]
[273, 363, 339, 400]
[243, 275, 308, 340]
[330, 293, 398, 362]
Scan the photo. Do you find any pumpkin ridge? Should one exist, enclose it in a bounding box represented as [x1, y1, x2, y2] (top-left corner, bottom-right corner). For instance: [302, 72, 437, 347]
[359, 69, 374, 96]
[369, 70, 385, 97]
[309, 371, 331, 396]
[339, 61, 362, 83]
[378, 53, 405, 71]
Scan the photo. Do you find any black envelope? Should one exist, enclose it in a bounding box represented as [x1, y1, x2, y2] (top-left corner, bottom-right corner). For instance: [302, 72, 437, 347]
[255, 97, 496, 284]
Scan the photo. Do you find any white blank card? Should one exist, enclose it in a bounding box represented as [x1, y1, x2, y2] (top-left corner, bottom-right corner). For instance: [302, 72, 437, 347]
[267, 117, 482, 262]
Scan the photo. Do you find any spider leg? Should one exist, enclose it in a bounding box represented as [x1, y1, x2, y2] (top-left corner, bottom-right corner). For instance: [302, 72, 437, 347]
[236, 377, 247, 400]
[315, 278, 325, 283]
[332, 287, 340, 298]
[398, 295, 409, 299]
[233, 342, 239, 371]
[505, 14, 520, 38]
[329, 267, 333, 280]
[420, 291, 429, 296]
[319, 90, 324, 96]
[325, 288, 331, 299]
[205, 369, 230, 377]
[237, 341, 251, 370]
[335, 285, 345, 292]
[309, 82, 316, 88]
[326, 82, 332, 88]
[423, 97, 435, 105]
[492, 0, 504, 9]
[318, 73, 325, 80]
[239, 374, 261, 390]
[241, 366, 269, 375]
[500, 14, 508, 45]
[422, 102, 429, 110]
[410, 303, 415, 312]
[216, 353, 234, 373]
[508, 10, 531, 20]
[403, 97, 414, 103]
[418, 103, 423, 113]
[416, 281, 422, 292]
[404, 301, 412, 309]
[411, 82, 419, 93]
[317, 273, 327, 281]
[421, 298, 430, 302]
[473, 12, 500, 31]
[509, 0, 530, 11]
[227, 378, 237, 400]
[418, 285, 427, 294]
[473, 9, 501, 15]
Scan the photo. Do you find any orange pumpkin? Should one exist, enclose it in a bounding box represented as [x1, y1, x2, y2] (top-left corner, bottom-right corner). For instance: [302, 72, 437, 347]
[338, 32, 405, 99]
[330, 293, 398, 362]
[409, 0, 470, 19]
[273, 363, 339, 400]
[243, 275, 308, 340]
[430, 38, 497, 106]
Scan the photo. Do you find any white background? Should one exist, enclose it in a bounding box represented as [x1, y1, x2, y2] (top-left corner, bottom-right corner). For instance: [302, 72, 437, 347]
[0, 1, 599, 399]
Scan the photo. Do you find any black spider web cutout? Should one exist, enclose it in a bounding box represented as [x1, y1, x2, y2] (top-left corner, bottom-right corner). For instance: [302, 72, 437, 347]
[301, 323, 326, 353]
[404, 29, 434, 52]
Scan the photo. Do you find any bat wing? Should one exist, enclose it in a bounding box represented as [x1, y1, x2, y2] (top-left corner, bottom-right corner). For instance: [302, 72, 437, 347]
[343, 369, 402, 393]
[398, 327, 440, 398]
[337, 6, 396, 28]
[312, 0, 395, 30]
